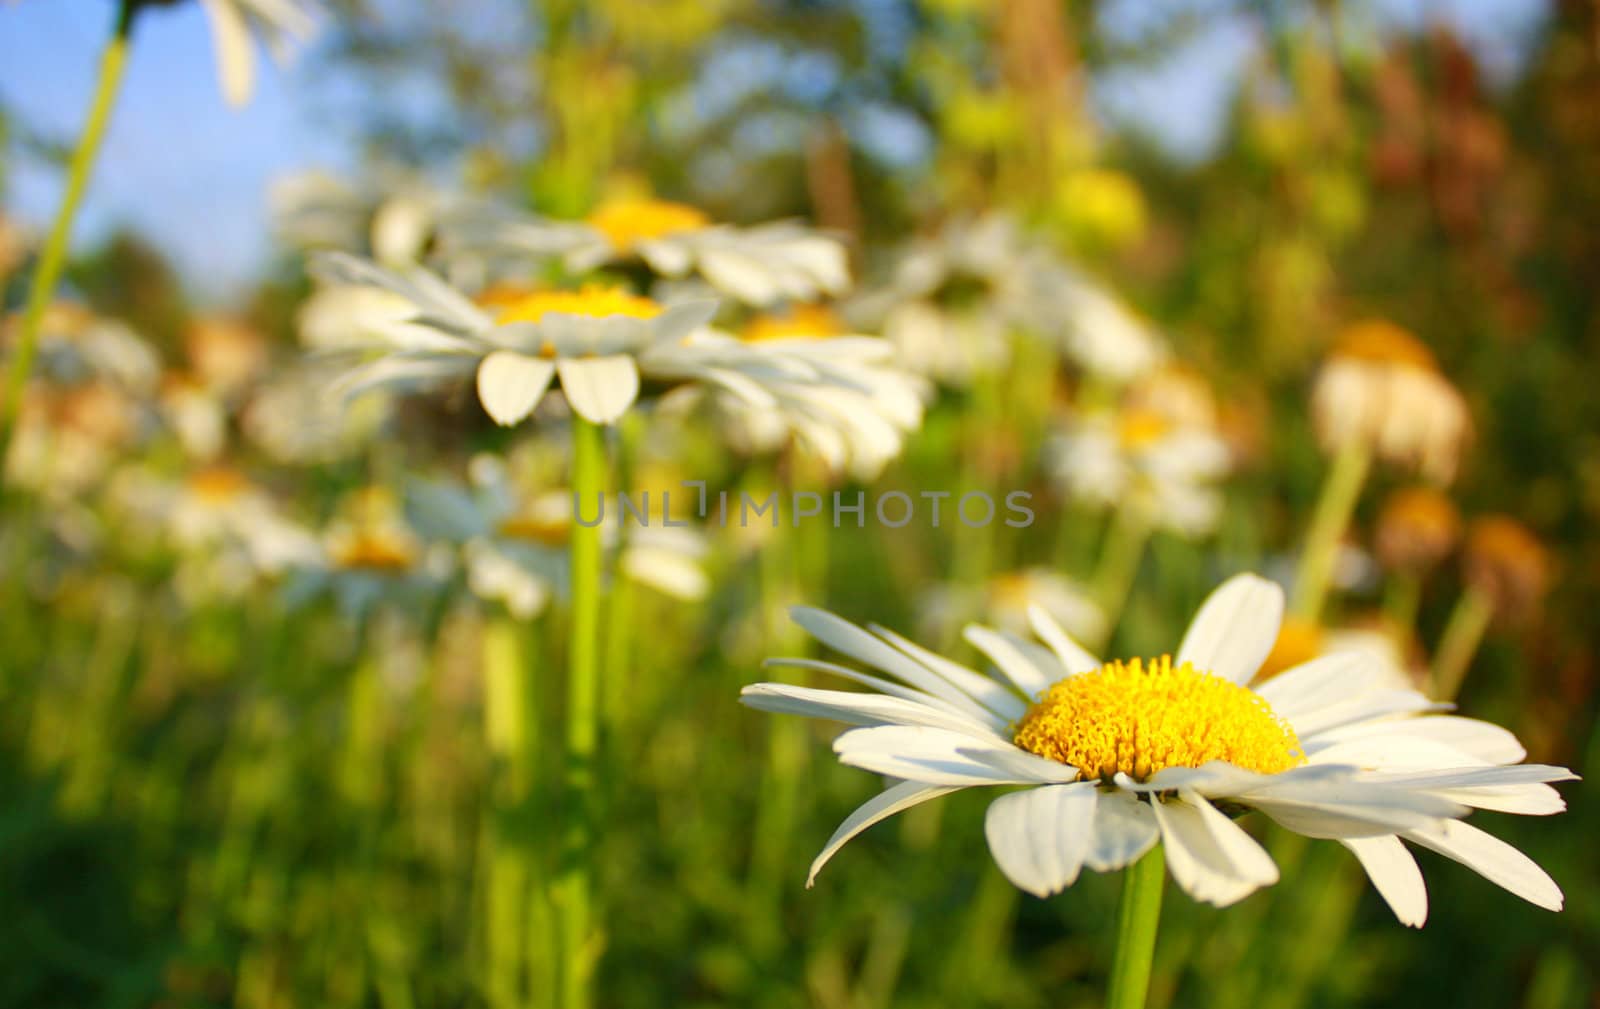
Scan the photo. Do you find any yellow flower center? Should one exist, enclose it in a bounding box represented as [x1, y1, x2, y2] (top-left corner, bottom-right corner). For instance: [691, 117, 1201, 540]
[329, 532, 418, 572]
[1012, 656, 1305, 781]
[741, 304, 844, 342]
[495, 284, 662, 325]
[497, 513, 570, 547]
[1332, 319, 1437, 370]
[186, 466, 250, 503]
[1117, 408, 1170, 449]
[587, 198, 709, 252]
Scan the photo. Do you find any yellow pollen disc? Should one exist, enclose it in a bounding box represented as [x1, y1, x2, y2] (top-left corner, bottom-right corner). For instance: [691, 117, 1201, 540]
[186, 466, 250, 503]
[495, 284, 662, 325]
[497, 513, 570, 547]
[329, 533, 418, 572]
[587, 198, 709, 251]
[741, 304, 844, 342]
[1257, 618, 1324, 682]
[1012, 656, 1305, 781]
[1332, 319, 1437, 371]
[1117, 408, 1170, 449]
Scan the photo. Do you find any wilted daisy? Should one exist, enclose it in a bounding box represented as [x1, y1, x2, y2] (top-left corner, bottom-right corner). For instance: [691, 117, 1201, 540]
[1311, 319, 1472, 484]
[1376, 485, 1463, 576]
[191, 0, 321, 108]
[446, 194, 850, 308]
[741, 573, 1572, 922]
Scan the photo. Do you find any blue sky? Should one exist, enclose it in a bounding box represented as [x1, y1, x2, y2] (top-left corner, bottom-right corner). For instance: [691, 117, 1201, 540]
[0, 1, 1545, 303]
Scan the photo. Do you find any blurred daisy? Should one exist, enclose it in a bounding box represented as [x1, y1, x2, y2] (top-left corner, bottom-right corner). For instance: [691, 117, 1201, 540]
[742, 573, 1573, 922]
[308, 253, 718, 426]
[448, 195, 850, 307]
[271, 168, 478, 273]
[1048, 266, 1168, 386]
[661, 306, 927, 479]
[919, 569, 1106, 649]
[1376, 485, 1463, 577]
[194, 0, 320, 108]
[286, 486, 452, 618]
[1047, 385, 1232, 538]
[20, 303, 161, 395]
[407, 454, 711, 619]
[1311, 319, 1472, 484]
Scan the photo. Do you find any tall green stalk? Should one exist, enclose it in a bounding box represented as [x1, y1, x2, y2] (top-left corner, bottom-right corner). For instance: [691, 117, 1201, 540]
[556, 416, 606, 1009]
[482, 615, 532, 1009]
[1431, 586, 1495, 702]
[0, 1, 135, 474]
[1107, 845, 1166, 1009]
[1091, 507, 1150, 651]
[1291, 439, 1372, 622]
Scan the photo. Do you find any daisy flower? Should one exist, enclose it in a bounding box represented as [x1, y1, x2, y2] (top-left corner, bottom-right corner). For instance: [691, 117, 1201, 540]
[740, 573, 1573, 922]
[1047, 398, 1232, 538]
[195, 0, 320, 108]
[1311, 319, 1472, 485]
[446, 195, 850, 308]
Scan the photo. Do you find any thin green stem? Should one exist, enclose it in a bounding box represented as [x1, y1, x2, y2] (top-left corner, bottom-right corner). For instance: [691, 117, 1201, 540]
[1382, 572, 1422, 639]
[557, 416, 606, 1009]
[1107, 844, 1165, 1009]
[1291, 439, 1372, 622]
[482, 615, 531, 1009]
[0, 4, 135, 474]
[1431, 585, 1495, 702]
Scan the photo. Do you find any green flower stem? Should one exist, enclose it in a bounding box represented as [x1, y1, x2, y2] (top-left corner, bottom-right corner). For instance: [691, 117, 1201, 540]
[482, 615, 532, 1009]
[1107, 844, 1166, 1009]
[1431, 585, 1495, 702]
[556, 416, 607, 1009]
[0, 2, 135, 475]
[1382, 572, 1422, 639]
[1091, 506, 1150, 651]
[1291, 439, 1372, 622]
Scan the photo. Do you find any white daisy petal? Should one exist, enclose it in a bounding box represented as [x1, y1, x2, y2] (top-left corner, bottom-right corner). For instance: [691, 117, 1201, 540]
[762, 657, 993, 723]
[1401, 820, 1564, 912]
[200, 0, 257, 107]
[984, 783, 1099, 898]
[1243, 775, 1467, 839]
[738, 682, 998, 735]
[1253, 652, 1380, 718]
[868, 623, 1028, 721]
[1291, 690, 1451, 740]
[834, 726, 1075, 786]
[1084, 791, 1160, 871]
[1026, 603, 1101, 675]
[789, 609, 1001, 723]
[807, 781, 960, 887]
[1306, 716, 1525, 765]
[1342, 835, 1428, 927]
[1152, 792, 1278, 907]
[963, 625, 1057, 701]
[476, 351, 556, 426]
[556, 354, 639, 424]
[1174, 573, 1284, 685]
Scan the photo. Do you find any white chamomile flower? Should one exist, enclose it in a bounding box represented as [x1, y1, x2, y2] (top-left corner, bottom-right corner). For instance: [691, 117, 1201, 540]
[661, 306, 927, 480]
[1047, 401, 1232, 538]
[741, 573, 1573, 923]
[195, 0, 320, 108]
[1048, 266, 1168, 385]
[308, 252, 719, 426]
[447, 195, 850, 308]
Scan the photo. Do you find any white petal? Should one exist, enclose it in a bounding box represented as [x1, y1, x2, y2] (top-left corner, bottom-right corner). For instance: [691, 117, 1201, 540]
[963, 625, 1057, 700]
[1342, 835, 1428, 927]
[868, 623, 1028, 721]
[698, 248, 780, 306]
[200, 0, 256, 107]
[763, 657, 992, 723]
[1084, 791, 1160, 871]
[1291, 691, 1452, 739]
[808, 781, 959, 886]
[1253, 652, 1380, 719]
[1027, 603, 1101, 675]
[1151, 792, 1278, 907]
[476, 351, 556, 426]
[789, 608, 1001, 724]
[1175, 573, 1284, 685]
[984, 783, 1099, 898]
[1306, 715, 1526, 765]
[556, 354, 639, 424]
[1401, 820, 1563, 911]
[1242, 774, 1467, 839]
[738, 682, 998, 735]
[834, 725, 1076, 787]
